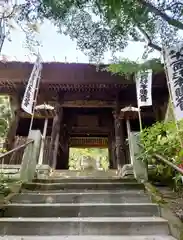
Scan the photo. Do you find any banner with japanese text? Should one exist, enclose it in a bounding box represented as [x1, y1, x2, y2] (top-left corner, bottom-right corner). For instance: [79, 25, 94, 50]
[163, 45, 183, 121]
[21, 54, 42, 115]
[136, 70, 152, 107]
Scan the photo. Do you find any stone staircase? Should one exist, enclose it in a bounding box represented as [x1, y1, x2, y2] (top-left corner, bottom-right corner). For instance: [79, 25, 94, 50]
[0, 173, 177, 239]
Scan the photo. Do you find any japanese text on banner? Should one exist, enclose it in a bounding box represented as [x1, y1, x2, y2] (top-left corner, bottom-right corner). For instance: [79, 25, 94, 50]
[136, 70, 152, 107]
[164, 45, 183, 121]
[21, 55, 42, 115]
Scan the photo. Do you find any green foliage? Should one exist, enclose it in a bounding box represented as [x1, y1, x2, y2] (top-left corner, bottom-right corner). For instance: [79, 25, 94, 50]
[139, 120, 183, 188]
[107, 58, 163, 75]
[140, 121, 180, 161]
[40, 0, 183, 61]
[0, 148, 6, 154]
[69, 148, 109, 170]
[0, 96, 11, 138]
[3, 0, 181, 60]
[0, 0, 42, 54]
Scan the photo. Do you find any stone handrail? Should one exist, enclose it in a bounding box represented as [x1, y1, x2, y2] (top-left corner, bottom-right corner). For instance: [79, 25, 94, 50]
[128, 132, 183, 183]
[0, 130, 42, 183]
[19, 130, 42, 182]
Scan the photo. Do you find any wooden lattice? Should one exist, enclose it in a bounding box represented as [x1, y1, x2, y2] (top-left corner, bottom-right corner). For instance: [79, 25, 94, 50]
[70, 137, 108, 148]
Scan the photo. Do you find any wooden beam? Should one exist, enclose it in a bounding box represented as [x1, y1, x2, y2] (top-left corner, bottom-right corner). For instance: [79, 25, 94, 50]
[61, 100, 116, 108]
[19, 112, 54, 119]
[71, 126, 110, 134]
[70, 136, 108, 148]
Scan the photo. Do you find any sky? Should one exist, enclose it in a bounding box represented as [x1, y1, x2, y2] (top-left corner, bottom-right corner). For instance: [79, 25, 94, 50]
[1, 19, 161, 63]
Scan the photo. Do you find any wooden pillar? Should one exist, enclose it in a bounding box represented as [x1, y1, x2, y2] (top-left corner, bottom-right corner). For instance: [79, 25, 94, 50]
[5, 95, 20, 151]
[52, 134, 59, 169]
[160, 102, 169, 120]
[113, 105, 126, 169]
[49, 105, 63, 168]
[63, 127, 69, 169]
[108, 133, 116, 169]
[120, 119, 128, 165]
[153, 101, 163, 121]
[57, 125, 69, 169]
[111, 139, 117, 168]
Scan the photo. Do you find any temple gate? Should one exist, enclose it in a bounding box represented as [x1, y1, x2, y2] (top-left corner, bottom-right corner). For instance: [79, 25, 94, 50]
[0, 62, 169, 169]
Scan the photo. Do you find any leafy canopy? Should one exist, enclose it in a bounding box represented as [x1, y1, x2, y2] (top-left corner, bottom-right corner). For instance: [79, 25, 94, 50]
[0, 0, 43, 54]
[2, 1, 183, 72]
[40, 0, 183, 63]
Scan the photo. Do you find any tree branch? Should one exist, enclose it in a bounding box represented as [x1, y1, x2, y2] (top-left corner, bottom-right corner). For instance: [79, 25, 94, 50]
[0, 4, 17, 20]
[139, 0, 183, 30]
[137, 24, 162, 52]
[165, 1, 183, 11]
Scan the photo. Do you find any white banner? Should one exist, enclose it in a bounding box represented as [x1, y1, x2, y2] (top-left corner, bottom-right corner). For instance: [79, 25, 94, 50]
[21, 55, 42, 115]
[136, 70, 152, 107]
[163, 45, 183, 121]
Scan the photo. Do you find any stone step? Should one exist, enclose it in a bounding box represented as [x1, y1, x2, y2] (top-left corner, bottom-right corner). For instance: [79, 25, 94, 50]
[0, 236, 177, 240]
[0, 217, 169, 235]
[33, 178, 136, 183]
[2, 203, 159, 218]
[10, 191, 151, 204]
[22, 182, 144, 191]
[50, 170, 119, 178]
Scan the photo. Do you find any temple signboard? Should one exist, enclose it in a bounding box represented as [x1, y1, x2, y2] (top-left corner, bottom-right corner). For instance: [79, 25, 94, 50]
[136, 70, 152, 107]
[164, 44, 183, 120]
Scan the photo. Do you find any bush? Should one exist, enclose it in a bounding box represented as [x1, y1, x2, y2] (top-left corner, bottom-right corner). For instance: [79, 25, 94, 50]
[0, 148, 7, 154]
[138, 120, 183, 188]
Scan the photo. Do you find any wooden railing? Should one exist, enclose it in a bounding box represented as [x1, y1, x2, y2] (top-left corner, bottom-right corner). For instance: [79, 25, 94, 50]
[2, 136, 51, 165]
[153, 153, 183, 175]
[0, 140, 34, 165]
[138, 143, 183, 176]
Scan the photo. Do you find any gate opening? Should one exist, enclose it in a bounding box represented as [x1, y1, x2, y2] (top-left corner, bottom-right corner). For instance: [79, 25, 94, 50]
[69, 148, 109, 170]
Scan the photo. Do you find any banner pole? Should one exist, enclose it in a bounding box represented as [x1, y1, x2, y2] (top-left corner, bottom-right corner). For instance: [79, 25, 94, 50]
[38, 117, 48, 165]
[138, 107, 143, 132]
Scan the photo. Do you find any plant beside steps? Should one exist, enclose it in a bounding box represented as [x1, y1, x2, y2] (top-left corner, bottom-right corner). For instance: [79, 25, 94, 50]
[0, 177, 177, 239]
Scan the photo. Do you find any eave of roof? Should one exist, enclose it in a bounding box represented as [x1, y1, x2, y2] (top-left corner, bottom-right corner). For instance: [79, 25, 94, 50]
[0, 61, 166, 88]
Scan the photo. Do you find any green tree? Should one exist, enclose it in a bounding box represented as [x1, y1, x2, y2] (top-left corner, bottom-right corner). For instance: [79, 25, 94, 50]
[40, 0, 183, 63]
[0, 96, 11, 138]
[0, 0, 42, 54]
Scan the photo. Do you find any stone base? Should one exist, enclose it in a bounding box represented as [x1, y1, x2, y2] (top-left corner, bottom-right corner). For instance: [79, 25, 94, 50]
[121, 164, 156, 179]
[121, 164, 134, 178]
[50, 169, 119, 179]
[0, 164, 51, 180]
[36, 165, 51, 179]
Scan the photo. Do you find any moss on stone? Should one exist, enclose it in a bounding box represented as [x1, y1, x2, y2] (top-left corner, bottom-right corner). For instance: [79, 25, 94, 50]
[145, 182, 183, 240]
